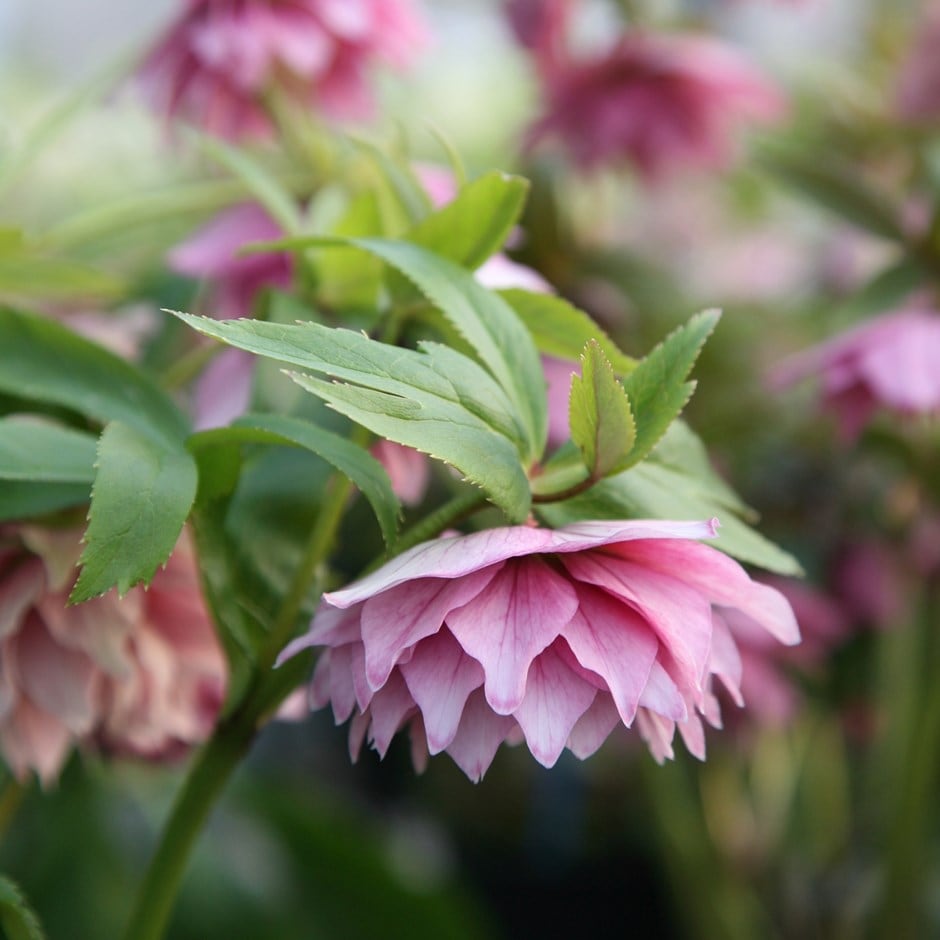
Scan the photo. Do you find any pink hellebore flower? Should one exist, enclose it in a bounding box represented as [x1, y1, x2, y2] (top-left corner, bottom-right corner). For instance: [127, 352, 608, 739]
[770, 309, 940, 440]
[896, 3, 940, 124]
[283, 519, 799, 781]
[526, 32, 785, 179]
[139, 0, 429, 139]
[170, 202, 293, 430]
[0, 527, 226, 785]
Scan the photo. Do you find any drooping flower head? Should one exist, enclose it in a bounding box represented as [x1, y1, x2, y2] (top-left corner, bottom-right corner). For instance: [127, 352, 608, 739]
[0, 526, 226, 785]
[770, 309, 940, 440]
[139, 0, 429, 139]
[283, 519, 799, 781]
[526, 32, 786, 179]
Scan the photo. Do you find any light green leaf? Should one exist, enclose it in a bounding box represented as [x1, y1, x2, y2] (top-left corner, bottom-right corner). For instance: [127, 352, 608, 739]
[0, 418, 97, 482]
[194, 133, 303, 235]
[190, 412, 401, 547]
[0, 249, 121, 302]
[174, 313, 532, 521]
[0, 308, 190, 447]
[288, 370, 531, 521]
[406, 171, 529, 269]
[498, 288, 637, 374]
[71, 422, 199, 602]
[350, 137, 431, 227]
[0, 875, 46, 940]
[620, 309, 720, 470]
[569, 341, 636, 479]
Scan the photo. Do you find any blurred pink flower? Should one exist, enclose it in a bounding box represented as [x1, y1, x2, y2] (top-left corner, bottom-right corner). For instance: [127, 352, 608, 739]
[282, 519, 799, 780]
[170, 202, 292, 429]
[770, 309, 940, 439]
[370, 440, 430, 506]
[139, 0, 429, 139]
[504, 0, 575, 76]
[526, 32, 786, 179]
[0, 527, 226, 785]
[896, 3, 940, 123]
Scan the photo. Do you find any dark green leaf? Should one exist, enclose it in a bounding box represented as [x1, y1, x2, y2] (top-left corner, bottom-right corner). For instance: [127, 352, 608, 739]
[190, 412, 401, 547]
[71, 422, 199, 601]
[0, 418, 97, 482]
[406, 171, 529, 269]
[498, 288, 636, 373]
[0, 308, 190, 446]
[0, 875, 47, 940]
[0, 481, 90, 521]
[569, 340, 636, 479]
[620, 309, 720, 470]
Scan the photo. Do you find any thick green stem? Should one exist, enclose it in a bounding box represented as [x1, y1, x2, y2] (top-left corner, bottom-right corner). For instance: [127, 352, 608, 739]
[875, 579, 940, 938]
[120, 713, 255, 940]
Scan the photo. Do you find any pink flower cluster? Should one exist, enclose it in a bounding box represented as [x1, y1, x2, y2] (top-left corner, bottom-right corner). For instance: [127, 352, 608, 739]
[896, 3, 940, 124]
[0, 526, 226, 784]
[771, 309, 940, 440]
[140, 0, 428, 139]
[283, 519, 799, 781]
[524, 31, 786, 179]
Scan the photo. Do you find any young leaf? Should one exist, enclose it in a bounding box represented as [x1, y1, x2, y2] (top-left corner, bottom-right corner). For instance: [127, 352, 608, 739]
[536, 422, 802, 576]
[569, 341, 636, 480]
[405, 171, 529, 270]
[498, 289, 636, 374]
[0, 418, 97, 483]
[0, 875, 46, 940]
[0, 308, 190, 446]
[190, 412, 402, 547]
[71, 422, 199, 602]
[620, 309, 720, 470]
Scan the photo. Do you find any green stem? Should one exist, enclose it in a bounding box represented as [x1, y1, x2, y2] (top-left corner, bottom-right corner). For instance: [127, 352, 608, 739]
[0, 777, 25, 844]
[160, 342, 222, 391]
[120, 713, 255, 940]
[875, 579, 940, 938]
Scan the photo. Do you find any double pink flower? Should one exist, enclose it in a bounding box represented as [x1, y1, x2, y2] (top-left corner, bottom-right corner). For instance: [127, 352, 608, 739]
[284, 519, 799, 781]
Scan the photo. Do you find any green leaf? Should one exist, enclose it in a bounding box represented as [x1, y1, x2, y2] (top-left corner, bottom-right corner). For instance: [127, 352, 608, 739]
[406, 171, 529, 269]
[498, 288, 637, 373]
[537, 422, 802, 576]
[0, 254, 122, 302]
[0, 481, 90, 521]
[190, 412, 401, 547]
[0, 418, 97, 482]
[761, 148, 905, 241]
[71, 422, 199, 602]
[174, 313, 533, 521]
[0, 308, 190, 447]
[350, 137, 431, 227]
[194, 133, 303, 235]
[0, 875, 47, 940]
[620, 309, 720, 470]
[569, 341, 636, 479]
[342, 238, 548, 461]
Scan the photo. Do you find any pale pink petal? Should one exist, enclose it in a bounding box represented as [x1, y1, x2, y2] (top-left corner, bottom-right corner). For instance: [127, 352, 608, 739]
[400, 630, 484, 754]
[677, 713, 707, 761]
[365, 671, 416, 757]
[360, 569, 497, 690]
[193, 348, 255, 431]
[309, 649, 332, 709]
[635, 708, 675, 764]
[446, 557, 579, 714]
[637, 661, 687, 722]
[566, 692, 621, 760]
[327, 643, 358, 724]
[0, 698, 72, 785]
[514, 641, 597, 767]
[348, 709, 370, 761]
[561, 583, 658, 725]
[0, 560, 45, 639]
[445, 689, 517, 783]
[709, 611, 744, 706]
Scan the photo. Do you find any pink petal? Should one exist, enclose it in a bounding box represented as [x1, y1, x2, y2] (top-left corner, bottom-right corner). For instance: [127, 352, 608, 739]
[677, 713, 707, 760]
[360, 569, 496, 690]
[566, 693, 621, 760]
[327, 644, 358, 724]
[709, 611, 744, 706]
[445, 689, 516, 783]
[562, 552, 714, 698]
[637, 661, 687, 722]
[0, 559, 44, 639]
[635, 708, 676, 764]
[325, 519, 719, 608]
[399, 629, 484, 754]
[365, 670, 417, 758]
[514, 641, 597, 767]
[446, 557, 579, 714]
[615, 539, 800, 646]
[562, 583, 658, 725]
[0, 698, 72, 785]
